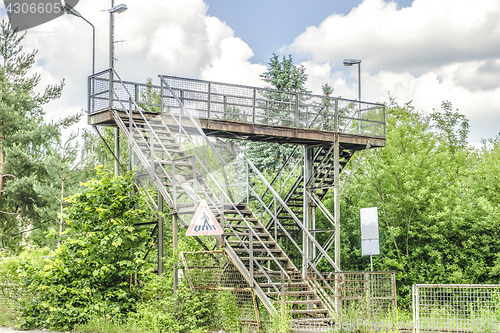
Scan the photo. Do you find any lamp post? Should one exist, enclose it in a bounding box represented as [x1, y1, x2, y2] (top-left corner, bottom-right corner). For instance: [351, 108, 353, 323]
[344, 59, 362, 135]
[108, 1, 128, 176]
[343, 59, 361, 101]
[62, 5, 95, 75]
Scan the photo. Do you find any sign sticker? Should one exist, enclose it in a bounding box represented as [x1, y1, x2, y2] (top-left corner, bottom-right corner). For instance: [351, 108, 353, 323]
[186, 200, 223, 236]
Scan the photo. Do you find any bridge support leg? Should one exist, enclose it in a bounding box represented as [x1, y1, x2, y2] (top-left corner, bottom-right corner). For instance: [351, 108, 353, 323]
[173, 213, 178, 312]
[334, 137, 341, 270]
[334, 136, 341, 313]
[158, 194, 164, 275]
[302, 147, 314, 278]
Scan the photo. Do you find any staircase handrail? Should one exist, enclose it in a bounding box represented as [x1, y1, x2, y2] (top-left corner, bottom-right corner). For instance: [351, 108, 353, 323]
[109, 72, 176, 205]
[240, 159, 337, 312]
[109, 88, 284, 309]
[159, 76, 228, 168]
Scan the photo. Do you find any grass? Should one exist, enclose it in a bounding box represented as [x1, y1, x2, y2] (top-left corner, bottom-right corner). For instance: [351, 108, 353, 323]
[74, 316, 153, 333]
[0, 306, 17, 328]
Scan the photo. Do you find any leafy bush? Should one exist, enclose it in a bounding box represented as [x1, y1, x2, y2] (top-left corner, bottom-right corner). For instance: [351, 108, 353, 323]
[131, 276, 217, 333]
[17, 168, 155, 330]
[0, 247, 52, 317]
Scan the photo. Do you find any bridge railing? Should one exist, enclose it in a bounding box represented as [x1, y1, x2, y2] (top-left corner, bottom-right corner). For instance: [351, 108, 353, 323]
[89, 71, 386, 139]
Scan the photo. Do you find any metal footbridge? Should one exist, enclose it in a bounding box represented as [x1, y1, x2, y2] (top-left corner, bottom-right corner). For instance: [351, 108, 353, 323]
[88, 69, 386, 326]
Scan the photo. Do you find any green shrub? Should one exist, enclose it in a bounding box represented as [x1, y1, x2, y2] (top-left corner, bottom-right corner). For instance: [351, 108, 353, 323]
[131, 280, 217, 333]
[17, 169, 155, 331]
[0, 307, 17, 328]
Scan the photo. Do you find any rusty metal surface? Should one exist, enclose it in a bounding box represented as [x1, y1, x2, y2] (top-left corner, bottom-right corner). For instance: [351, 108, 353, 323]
[181, 251, 261, 331]
[89, 109, 385, 148]
[182, 251, 397, 326]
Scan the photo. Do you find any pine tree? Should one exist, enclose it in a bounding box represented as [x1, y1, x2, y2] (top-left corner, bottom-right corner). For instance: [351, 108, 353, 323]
[0, 20, 78, 249]
[244, 54, 309, 172]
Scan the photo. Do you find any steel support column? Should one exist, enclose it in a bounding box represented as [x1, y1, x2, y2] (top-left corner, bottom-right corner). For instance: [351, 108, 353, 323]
[302, 146, 314, 277]
[158, 194, 164, 275]
[334, 137, 341, 269]
[173, 213, 178, 312]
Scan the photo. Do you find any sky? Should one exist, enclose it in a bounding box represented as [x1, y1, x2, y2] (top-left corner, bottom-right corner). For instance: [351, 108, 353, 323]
[0, 0, 499, 145]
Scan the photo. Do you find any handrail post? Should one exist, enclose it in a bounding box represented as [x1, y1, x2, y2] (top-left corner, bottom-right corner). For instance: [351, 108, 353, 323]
[128, 98, 133, 171]
[334, 98, 339, 133]
[135, 84, 139, 105]
[295, 93, 299, 127]
[383, 105, 387, 138]
[252, 88, 256, 124]
[207, 82, 211, 119]
[160, 78, 164, 113]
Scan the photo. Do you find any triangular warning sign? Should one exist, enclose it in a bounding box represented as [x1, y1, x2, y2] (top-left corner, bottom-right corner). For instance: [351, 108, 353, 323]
[186, 200, 224, 236]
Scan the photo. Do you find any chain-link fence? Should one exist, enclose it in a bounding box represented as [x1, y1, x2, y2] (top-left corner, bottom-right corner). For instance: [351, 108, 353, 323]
[181, 251, 261, 331]
[0, 283, 24, 309]
[182, 251, 397, 331]
[413, 284, 500, 333]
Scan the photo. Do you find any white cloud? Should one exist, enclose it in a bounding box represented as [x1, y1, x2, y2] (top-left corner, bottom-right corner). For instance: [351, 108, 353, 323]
[5, 0, 500, 145]
[201, 36, 266, 86]
[286, 0, 500, 143]
[10, 0, 266, 131]
[289, 0, 500, 74]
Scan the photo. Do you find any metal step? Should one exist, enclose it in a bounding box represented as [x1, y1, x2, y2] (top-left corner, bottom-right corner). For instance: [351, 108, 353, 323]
[227, 240, 277, 246]
[240, 256, 289, 261]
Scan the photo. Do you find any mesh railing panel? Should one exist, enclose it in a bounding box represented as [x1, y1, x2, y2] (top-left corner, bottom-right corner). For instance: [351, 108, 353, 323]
[181, 251, 260, 331]
[0, 283, 25, 310]
[182, 251, 396, 325]
[413, 284, 500, 333]
[89, 73, 386, 139]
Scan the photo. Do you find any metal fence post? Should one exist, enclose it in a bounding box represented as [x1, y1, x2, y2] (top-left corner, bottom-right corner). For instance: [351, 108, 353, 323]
[193, 156, 197, 208]
[334, 98, 339, 133]
[246, 162, 249, 205]
[252, 88, 256, 124]
[280, 270, 285, 314]
[207, 82, 211, 119]
[295, 93, 299, 127]
[249, 228, 254, 287]
[414, 284, 419, 333]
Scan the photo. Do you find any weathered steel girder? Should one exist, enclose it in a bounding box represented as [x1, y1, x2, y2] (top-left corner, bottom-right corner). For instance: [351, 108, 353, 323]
[89, 109, 385, 150]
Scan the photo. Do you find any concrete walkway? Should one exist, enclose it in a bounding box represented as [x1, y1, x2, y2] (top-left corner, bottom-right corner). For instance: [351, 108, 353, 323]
[0, 328, 60, 333]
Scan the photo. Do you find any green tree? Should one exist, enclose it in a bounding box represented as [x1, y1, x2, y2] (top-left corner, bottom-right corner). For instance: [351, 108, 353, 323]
[260, 54, 309, 94]
[0, 20, 79, 249]
[332, 98, 500, 308]
[18, 168, 155, 330]
[244, 54, 309, 172]
[32, 132, 84, 247]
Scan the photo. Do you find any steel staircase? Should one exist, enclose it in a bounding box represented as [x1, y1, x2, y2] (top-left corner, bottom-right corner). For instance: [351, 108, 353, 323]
[264, 145, 355, 268]
[106, 73, 339, 321]
[118, 111, 337, 320]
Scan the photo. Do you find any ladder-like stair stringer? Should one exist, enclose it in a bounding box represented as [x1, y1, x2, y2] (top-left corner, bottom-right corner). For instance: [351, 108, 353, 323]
[113, 110, 337, 320]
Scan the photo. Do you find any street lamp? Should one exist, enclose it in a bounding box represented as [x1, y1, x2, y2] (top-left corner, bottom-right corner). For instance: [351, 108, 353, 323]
[62, 5, 95, 75]
[108, 1, 128, 176]
[109, 2, 128, 71]
[344, 59, 362, 135]
[343, 59, 361, 101]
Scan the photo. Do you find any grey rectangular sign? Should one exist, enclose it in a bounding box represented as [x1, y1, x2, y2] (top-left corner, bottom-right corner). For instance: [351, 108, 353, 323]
[361, 207, 380, 256]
